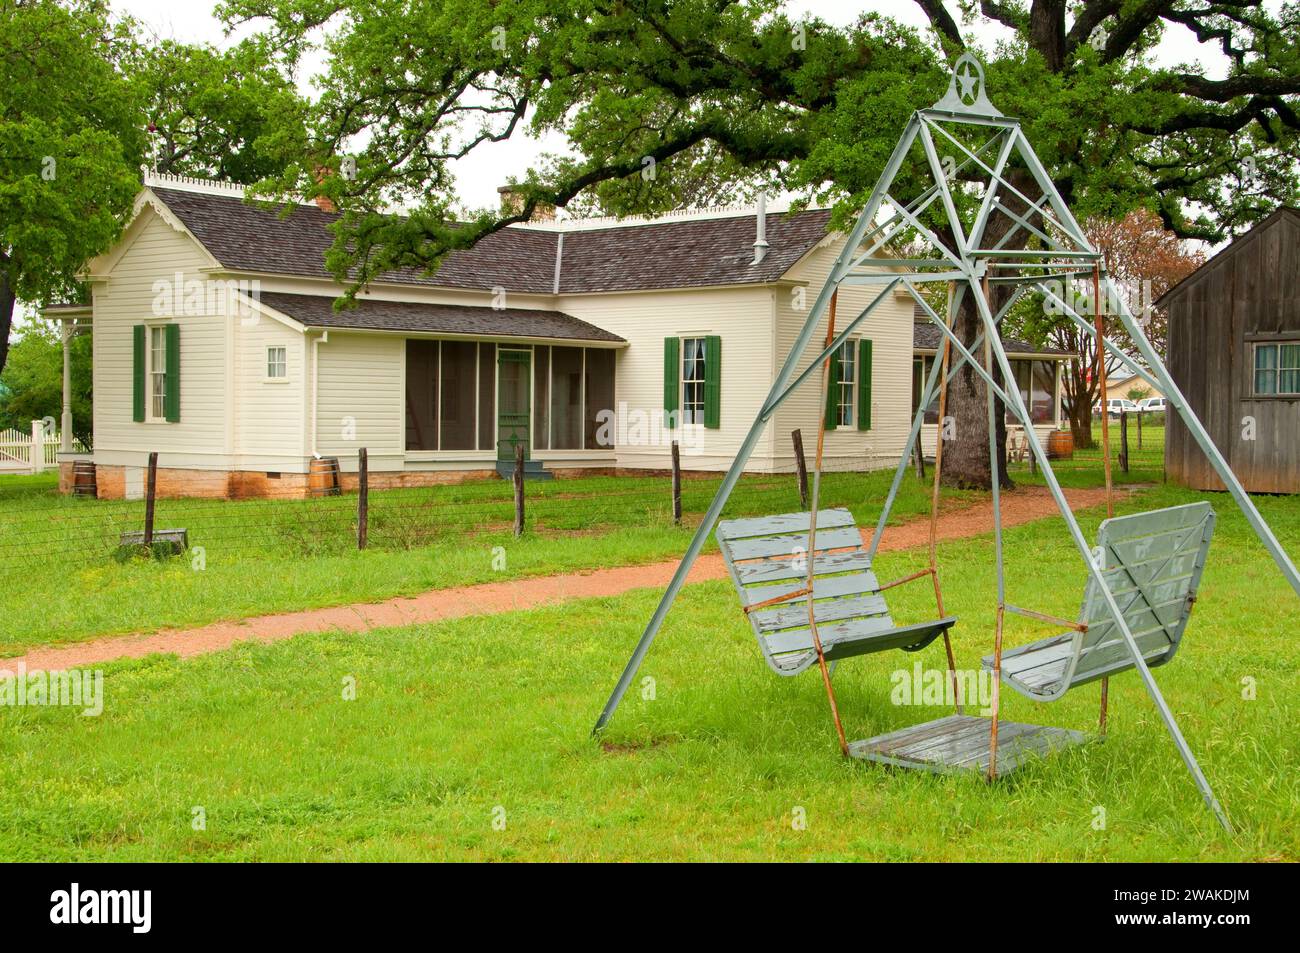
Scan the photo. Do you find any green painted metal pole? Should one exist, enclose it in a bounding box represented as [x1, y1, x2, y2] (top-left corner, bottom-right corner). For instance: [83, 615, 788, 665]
[864, 283, 1026, 560]
[972, 286, 1232, 832]
[591, 120, 924, 735]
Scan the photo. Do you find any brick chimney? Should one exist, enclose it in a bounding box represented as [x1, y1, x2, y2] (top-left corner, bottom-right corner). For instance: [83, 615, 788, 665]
[313, 164, 337, 213]
[499, 184, 555, 222]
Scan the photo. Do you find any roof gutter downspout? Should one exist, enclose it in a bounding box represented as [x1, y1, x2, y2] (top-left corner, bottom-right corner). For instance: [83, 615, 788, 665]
[310, 330, 329, 460]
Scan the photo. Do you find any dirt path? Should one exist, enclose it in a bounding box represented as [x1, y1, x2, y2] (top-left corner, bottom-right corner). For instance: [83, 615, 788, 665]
[4, 485, 1125, 671]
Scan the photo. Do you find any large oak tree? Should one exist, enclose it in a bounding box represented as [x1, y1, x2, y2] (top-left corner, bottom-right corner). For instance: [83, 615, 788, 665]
[0, 0, 308, 376]
[224, 0, 1300, 488]
[0, 0, 141, 375]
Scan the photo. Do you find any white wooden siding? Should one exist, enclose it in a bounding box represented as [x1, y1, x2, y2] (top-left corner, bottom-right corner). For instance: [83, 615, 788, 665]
[235, 314, 305, 458]
[312, 332, 405, 466]
[87, 203, 919, 480]
[771, 242, 914, 472]
[91, 210, 230, 461]
[559, 285, 777, 470]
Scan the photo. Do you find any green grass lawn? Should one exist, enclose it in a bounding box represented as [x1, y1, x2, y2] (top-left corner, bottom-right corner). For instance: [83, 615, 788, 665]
[1, 482, 1295, 860]
[0, 468, 978, 654]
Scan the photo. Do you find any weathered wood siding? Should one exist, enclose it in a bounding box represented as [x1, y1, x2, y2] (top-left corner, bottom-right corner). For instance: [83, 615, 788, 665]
[1165, 209, 1300, 493]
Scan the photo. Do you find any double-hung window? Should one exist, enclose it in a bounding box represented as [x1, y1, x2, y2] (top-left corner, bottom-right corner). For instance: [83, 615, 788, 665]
[266, 346, 287, 380]
[149, 327, 168, 420]
[825, 339, 873, 431]
[1254, 342, 1300, 396]
[133, 322, 179, 423]
[664, 336, 720, 429]
[681, 338, 707, 425]
[835, 341, 856, 428]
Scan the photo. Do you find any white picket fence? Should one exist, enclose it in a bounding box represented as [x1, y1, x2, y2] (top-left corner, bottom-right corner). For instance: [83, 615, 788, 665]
[0, 424, 87, 473]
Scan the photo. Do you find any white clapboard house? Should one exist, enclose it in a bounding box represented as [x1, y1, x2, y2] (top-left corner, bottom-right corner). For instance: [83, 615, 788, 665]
[49, 174, 1071, 498]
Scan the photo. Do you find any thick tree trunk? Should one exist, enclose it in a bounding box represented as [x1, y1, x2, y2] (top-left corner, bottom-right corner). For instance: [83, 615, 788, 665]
[1067, 397, 1095, 450]
[0, 268, 15, 377]
[938, 167, 1040, 491]
[940, 289, 1013, 490]
[1062, 362, 1097, 449]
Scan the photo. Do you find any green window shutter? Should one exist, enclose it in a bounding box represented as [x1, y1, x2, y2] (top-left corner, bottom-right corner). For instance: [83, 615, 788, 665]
[663, 337, 680, 427]
[703, 335, 721, 429]
[164, 323, 180, 422]
[823, 349, 840, 431]
[858, 339, 873, 431]
[132, 325, 146, 422]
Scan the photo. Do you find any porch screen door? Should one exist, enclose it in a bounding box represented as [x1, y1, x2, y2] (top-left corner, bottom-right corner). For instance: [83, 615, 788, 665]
[497, 348, 531, 460]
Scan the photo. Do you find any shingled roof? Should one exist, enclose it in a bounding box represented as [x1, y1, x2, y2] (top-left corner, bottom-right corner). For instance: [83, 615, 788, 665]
[149, 186, 833, 295]
[256, 292, 625, 343]
[912, 307, 1073, 358]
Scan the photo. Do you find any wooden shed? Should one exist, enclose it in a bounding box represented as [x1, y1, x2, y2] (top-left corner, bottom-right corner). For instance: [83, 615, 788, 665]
[1162, 207, 1300, 493]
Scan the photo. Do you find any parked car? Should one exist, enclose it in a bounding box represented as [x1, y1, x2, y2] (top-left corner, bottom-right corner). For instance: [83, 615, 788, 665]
[1095, 398, 1140, 418]
[1139, 396, 1168, 413]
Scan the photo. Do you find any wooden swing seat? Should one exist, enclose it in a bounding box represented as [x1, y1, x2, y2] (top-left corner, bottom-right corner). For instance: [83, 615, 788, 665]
[716, 508, 957, 676]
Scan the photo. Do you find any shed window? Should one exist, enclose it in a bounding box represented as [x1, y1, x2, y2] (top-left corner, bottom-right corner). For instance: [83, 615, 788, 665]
[1255, 342, 1300, 396]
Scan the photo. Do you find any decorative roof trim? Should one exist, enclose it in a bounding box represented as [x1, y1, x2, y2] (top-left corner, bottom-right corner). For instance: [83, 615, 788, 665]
[143, 171, 249, 198]
[139, 171, 827, 233]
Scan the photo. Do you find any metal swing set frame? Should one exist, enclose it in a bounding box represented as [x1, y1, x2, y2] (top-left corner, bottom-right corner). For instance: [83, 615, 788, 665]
[592, 55, 1300, 832]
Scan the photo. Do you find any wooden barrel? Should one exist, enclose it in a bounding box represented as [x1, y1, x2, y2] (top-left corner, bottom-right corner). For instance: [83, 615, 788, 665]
[1046, 429, 1074, 460]
[72, 461, 97, 497]
[308, 456, 341, 497]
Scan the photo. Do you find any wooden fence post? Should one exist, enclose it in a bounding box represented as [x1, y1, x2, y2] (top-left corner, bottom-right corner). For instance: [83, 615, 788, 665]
[357, 447, 369, 550]
[1119, 412, 1130, 474]
[513, 441, 525, 538]
[792, 429, 809, 510]
[143, 451, 158, 547]
[913, 433, 926, 479]
[671, 440, 682, 526]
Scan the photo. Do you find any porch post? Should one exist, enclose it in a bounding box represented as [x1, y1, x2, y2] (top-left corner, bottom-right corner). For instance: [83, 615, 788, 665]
[1054, 360, 1062, 429]
[61, 318, 73, 453]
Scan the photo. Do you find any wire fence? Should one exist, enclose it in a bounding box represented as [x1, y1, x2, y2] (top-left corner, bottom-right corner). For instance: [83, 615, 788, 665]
[0, 450, 807, 581]
[0, 421, 1162, 582]
[1007, 415, 1166, 482]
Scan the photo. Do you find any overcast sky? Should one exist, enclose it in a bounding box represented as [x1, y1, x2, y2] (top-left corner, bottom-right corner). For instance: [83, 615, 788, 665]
[115, 0, 1237, 211]
[13, 1, 1255, 327]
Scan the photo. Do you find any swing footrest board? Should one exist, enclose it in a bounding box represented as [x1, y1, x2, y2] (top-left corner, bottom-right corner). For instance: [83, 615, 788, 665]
[847, 715, 1088, 778]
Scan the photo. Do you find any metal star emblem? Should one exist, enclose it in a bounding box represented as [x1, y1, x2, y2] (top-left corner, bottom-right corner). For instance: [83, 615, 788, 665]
[956, 63, 979, 103]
